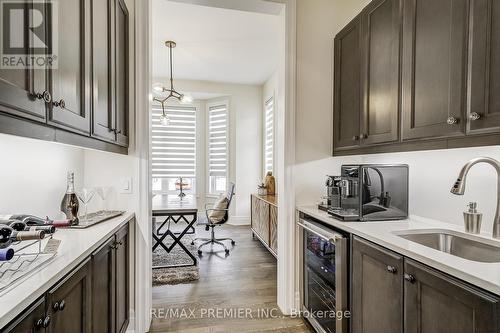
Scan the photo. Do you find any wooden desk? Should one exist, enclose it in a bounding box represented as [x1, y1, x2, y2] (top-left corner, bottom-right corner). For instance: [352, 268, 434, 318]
[152, 194, 198, 268]
[250, 194, 278, 258]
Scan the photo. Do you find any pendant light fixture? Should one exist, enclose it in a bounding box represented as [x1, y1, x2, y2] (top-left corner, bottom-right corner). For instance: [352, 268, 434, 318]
[153, 40, 193, 126]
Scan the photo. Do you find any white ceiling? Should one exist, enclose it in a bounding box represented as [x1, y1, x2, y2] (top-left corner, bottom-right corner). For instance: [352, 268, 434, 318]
[152, 0, 282, 85]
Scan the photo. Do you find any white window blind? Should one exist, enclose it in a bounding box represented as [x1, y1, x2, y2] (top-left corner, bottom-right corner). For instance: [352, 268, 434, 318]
[208, 103, 228, 193]
[264, 97, 274, 174]
[151, 105, 196, 178]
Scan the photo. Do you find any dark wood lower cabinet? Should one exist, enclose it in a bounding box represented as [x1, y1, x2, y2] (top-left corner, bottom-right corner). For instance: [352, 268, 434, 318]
[352, 237, 500, 333]
[115, 225, 130, 333]
[47, 259, 92, 333]
[91, 237, 116, 333]
[352, 236, 403, 333]
[3, 221, 131, 333]
[404, 259, 499, 333]
[4, 297, 47, 333]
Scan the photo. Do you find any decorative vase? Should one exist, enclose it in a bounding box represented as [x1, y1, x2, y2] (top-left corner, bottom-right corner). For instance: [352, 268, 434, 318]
[264, 172, 276, 195]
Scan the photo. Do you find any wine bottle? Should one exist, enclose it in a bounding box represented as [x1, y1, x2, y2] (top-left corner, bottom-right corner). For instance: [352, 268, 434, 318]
[25, 225, 56, 234]
[0, 219, 27, 231]
[0, 214, 69, 228]
[11, 230, 46, 241]
[0, 226, 13, 249]
[0, 248, 14, 261]
[60, 171, 79, 225]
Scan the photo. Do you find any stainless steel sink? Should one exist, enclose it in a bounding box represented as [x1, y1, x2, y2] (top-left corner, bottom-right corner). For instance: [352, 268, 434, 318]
[395, 230, 500, 263]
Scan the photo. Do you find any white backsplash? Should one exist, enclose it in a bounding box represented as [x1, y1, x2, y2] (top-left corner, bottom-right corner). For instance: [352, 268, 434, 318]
[295, 145, 500, 235]
[0, 134, 85, 218]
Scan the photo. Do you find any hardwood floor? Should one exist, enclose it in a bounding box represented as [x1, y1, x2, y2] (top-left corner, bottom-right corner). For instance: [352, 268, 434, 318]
[150, 225, 312, 333]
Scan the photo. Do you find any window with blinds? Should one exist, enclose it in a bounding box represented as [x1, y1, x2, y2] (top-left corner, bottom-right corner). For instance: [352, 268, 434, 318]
[151, 105, 197, 194]
[264, 97, 274, 174]
[208, 103, 229, 194]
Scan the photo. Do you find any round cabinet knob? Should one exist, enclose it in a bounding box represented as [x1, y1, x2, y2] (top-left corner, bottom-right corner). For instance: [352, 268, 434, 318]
[446, 116, 459, 125]
[352, 135, 360, 141]
[404, 273, 416, 283]
[53, 99, 66, 109]
[53, 300, 65, 311]
[469, 112, 481, 121]
[361, 133, 368, 139]
[35, 91, 52, 103]
[59, 300, 66, 311]
[386, 265, 397, 274]
[35, 318, 44, 329]
[43, 315, 51, 328]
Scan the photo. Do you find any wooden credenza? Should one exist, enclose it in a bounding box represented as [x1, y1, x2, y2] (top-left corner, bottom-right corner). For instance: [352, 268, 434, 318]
[251, 194, 278, 257]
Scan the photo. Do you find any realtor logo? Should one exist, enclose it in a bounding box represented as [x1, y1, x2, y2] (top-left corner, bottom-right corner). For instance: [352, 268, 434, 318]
[0, 0, 58, 68]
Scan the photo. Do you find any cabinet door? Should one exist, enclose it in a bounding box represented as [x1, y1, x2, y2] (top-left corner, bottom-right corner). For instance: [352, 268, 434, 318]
[401, 0, 467, 140]
[404, 259, 499, 333]
[4, 297, 47, 333]
[0, 1, 47, 122]
[468, 0, 500, 134]
[91, 0, 115, 142]
[47, 0, 91, 133]
[334, 16, 361, 151]
[47, 259, 91, 333]
[269, 205, 278, 253]
[115, 224, 129, 333]
[360, 0, 401, 145]
[91, 237, 116, 333]
[114, 0, 129, 147]
[352, 236, 403, 333]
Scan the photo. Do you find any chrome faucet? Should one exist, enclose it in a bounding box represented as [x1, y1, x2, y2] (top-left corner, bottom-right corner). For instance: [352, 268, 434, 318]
[450, 157, 500, 238]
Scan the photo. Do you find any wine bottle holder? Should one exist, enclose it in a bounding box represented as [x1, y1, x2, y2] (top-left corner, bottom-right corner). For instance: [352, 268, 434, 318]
[0, 237, 57, 294]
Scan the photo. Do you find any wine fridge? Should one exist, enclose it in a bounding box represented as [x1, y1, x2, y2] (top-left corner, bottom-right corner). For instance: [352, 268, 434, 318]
[298, 215, 348, 333]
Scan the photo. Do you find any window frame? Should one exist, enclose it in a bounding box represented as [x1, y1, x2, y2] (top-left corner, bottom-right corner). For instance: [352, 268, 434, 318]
[206, 99, 230, 196]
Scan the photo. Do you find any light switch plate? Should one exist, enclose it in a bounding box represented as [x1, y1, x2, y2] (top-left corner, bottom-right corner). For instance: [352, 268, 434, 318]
[120, 177, 133, 194]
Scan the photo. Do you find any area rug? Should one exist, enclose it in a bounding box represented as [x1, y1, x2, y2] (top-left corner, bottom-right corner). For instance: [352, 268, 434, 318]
[152, 233, 200, 286]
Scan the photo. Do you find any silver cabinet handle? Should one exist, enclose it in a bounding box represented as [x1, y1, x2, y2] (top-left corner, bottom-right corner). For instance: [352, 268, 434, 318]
[297, 220, 343, 243]
[52, 99, 66, 109]
[447, 116, 459, 125]
[387, 265, 397, 274]
[469, 112, 481, 121]
[352, 135, 359, 141]
[404, 273, 416, 283]
[361, 133, 368, 139]
[35, 91, 52, 103]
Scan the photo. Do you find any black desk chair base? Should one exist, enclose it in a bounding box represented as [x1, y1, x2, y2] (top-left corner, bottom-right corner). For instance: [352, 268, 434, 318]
[192, 224, 236, 255]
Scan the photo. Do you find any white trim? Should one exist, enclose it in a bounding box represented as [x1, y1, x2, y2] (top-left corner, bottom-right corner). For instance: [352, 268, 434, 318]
[227, 215, 251, 225]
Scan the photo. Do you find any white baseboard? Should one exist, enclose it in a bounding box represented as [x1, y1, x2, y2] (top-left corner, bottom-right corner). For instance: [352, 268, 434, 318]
[228, 215, 251, 225]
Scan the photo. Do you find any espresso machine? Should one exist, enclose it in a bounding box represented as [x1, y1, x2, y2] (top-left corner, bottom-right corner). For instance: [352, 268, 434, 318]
[318, 175, 342, 212]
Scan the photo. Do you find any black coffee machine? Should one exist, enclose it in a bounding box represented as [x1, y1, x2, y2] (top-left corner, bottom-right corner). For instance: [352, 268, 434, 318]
[318, 175, 342, 212]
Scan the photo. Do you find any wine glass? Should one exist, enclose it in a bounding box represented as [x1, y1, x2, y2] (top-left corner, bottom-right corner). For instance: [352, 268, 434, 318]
[77, 188, 96, 222]
[95, 187, 112, 215]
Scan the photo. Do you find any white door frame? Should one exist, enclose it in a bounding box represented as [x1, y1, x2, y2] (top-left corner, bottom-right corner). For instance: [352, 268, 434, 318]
[133, 0, 297, 330]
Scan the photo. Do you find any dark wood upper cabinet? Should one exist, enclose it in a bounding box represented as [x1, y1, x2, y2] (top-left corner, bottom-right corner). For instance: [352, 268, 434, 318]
[0, 1, 48, 122]
[91, 0, 115, 142]
[401, 0, 468, 140]
[468, 0, 500, 134]
[47, 0, 91, 134]
[91, 237, 116, 333]
[47, 259, 92, 333]
[334, 15, 362, 151]
[360, 0, 401, 145]
[114, 0, 130, 147]
[352, 236, 403, 333]
[404, 259, 499, 333]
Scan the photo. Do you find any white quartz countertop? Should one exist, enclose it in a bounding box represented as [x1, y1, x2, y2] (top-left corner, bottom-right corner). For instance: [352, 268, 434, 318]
[0, 212, 135, 328]
[297, 205, 500, 296]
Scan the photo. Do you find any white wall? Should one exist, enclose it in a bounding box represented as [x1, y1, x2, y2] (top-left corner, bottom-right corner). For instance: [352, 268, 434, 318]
[0, 134, 85, 218]
[294, 0, 500, 237]
[153, 78, 263, 224]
